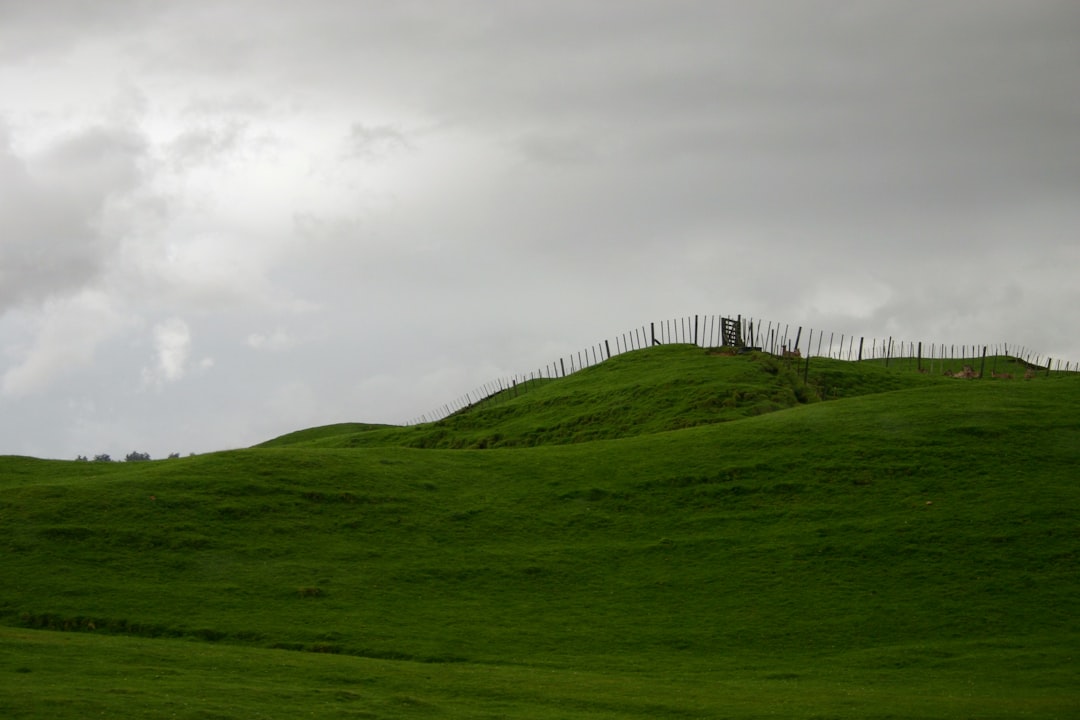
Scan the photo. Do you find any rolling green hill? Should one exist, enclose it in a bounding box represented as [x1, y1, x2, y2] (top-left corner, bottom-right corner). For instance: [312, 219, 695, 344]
[1, 346, 1077, 718]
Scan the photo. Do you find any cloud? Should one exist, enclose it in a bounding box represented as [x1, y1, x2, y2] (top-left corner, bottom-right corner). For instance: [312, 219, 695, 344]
[516, 129, 599, 166]
[1, 289, 132, 397]
[143, 317, 192, 386]
[166, 120, 248, 170]
[247, 328, 295, 352]
[0, 0, 159, 62]
[0, 122, 150, 312]
[345, 123, 412, 162]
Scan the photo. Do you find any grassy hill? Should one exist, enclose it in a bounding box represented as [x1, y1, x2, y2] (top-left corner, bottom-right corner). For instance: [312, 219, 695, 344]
[1, 346, 1077, 718]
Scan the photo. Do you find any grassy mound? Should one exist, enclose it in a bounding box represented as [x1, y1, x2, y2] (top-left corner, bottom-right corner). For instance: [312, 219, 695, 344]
[262, 345, 964, 450]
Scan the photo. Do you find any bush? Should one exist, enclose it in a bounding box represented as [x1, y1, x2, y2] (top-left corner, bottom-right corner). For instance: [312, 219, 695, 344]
[92, 454, 112, 463]
[125, 451, 151, 462]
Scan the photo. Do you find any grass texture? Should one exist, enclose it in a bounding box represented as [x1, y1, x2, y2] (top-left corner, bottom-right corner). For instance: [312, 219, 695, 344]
[1, 346, 1077, 718]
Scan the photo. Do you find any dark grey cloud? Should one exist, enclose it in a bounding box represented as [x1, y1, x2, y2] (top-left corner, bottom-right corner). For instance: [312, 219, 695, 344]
[346, 123, 413, 161]
[0, 0, 158, 61]
[0, 124, 148, 311]
[166, 121, 247, 170]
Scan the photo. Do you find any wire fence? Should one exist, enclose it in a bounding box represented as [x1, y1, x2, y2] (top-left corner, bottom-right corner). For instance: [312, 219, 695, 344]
[407, 314, 1078, 425]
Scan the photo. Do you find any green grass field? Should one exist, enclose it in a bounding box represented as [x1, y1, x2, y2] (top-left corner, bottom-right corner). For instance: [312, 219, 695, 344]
[2, 345, 1077, 718]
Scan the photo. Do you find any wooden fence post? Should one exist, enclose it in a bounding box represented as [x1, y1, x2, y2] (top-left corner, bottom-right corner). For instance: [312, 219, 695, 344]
[858, 337, 864, 362]
[979, 346, 987, 379]
[651, 322, 657, 346]
[917, 341, 922, 372]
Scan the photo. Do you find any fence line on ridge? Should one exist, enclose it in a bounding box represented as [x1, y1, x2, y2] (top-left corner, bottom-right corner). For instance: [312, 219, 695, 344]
[406, 314, 1078, 425]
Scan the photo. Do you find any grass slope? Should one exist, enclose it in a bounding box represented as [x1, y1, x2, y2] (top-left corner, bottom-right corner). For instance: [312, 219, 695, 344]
[2, 346, 1078, 718]
[260, 345, 963, 451]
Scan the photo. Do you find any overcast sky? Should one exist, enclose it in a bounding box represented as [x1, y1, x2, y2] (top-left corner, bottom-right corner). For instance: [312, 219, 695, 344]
[2, 1, 1078, 459]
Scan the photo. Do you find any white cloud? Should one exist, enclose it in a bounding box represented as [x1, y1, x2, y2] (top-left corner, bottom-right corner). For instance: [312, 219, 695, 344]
[1, 289, 132, 397]
[143, 317, 192, 386]
[247, 328, 295, 351]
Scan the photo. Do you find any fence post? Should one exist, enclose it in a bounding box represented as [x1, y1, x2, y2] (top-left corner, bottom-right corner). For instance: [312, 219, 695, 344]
[858, 337, 864, 362]
[651, 322, 657, 346]
[793, 326, 802, 354]
[560, 358, 566, 377]
[917, 341, 922, 372]
[980, 346, 987, 379]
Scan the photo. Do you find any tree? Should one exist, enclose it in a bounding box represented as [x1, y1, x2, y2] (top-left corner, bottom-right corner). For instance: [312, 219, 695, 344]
[125, 451, 151, 462]
[92, 454, 112, 463]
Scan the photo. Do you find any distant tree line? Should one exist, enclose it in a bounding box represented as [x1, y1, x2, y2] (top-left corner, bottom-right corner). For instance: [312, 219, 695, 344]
[74, 452, 188, 462]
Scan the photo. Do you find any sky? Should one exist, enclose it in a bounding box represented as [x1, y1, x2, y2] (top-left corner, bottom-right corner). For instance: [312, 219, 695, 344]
[2, 1, 1078, 460]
